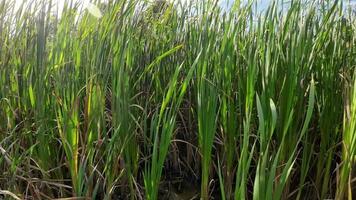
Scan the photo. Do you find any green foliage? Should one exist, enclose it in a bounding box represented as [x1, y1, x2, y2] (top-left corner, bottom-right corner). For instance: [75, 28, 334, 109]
[0, 0, 355, 199]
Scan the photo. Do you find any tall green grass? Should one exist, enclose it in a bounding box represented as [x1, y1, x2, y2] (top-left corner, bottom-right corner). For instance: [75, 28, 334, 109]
[0, 0, 356, 199]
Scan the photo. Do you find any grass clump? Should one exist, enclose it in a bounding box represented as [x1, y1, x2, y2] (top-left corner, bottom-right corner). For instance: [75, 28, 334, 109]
[0, 0, 356, 199]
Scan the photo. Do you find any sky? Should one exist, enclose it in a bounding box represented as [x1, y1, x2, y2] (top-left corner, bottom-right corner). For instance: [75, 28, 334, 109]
[12, 0, 272, 12]
[11, 0, 283, 18]
[14, 0, 91, 13]
[12, 0, 356, 16]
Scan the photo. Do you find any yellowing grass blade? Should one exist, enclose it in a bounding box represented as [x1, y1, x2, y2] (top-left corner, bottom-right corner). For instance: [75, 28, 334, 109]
[86, 3, 102, 18]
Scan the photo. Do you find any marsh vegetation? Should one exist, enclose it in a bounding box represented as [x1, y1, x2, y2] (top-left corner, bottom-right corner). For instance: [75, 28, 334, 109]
[0, 0, 356, 199]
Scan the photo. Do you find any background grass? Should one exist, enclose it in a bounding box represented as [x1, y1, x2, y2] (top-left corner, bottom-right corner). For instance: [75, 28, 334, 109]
[0, 0, 356, 199]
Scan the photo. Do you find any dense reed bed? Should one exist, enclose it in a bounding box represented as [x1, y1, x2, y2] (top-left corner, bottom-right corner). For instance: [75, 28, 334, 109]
[0, 0, 356, 199]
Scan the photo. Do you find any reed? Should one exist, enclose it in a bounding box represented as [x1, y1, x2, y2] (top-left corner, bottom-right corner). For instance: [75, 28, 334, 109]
[0, 0, 355, 199]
